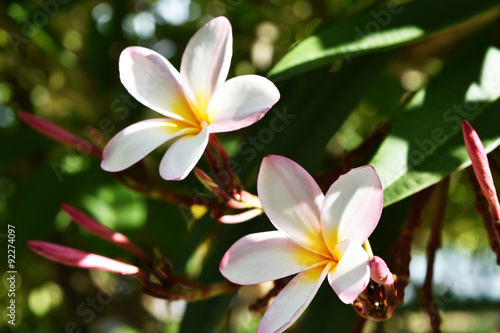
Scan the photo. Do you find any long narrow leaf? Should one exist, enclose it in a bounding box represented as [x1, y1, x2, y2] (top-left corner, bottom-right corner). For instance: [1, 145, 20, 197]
[269, 0, 499, 80]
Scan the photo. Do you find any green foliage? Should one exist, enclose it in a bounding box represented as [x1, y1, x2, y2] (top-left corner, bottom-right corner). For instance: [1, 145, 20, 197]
[268, 0, 500, 80]
[370, 25, 500, 206]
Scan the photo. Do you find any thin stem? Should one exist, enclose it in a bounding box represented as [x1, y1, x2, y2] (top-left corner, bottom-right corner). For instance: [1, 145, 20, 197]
[142, 281, 239, 301]
[350, 317, 367, 333]
[395, 186, 435, 305]
[422, 177, 448, 333]
[209, 133, 237, 190]
[466, 168, 500, 264]
[249, 278, 288, 313]
[204, 144, 232, 190]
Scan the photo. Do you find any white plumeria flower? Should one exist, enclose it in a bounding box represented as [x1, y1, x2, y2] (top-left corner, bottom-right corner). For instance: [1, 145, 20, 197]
[220, 155, 383, 333]
[101, 17, 280, 180]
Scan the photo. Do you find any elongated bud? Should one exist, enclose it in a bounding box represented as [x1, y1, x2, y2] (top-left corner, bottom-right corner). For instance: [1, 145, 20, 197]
[61, 203, 149, 263]
[216, 208, 263, 224]
[19, 110, 101, 158]
[27, 241, 143, 277]
[462, 120, 500, 221]
[369, 256, 394, 285]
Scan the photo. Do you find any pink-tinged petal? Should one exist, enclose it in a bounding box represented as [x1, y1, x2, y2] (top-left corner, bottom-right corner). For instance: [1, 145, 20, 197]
[159, 122, 209, 180]
[257, 155, 329, 256]
[207, 75, 280, 132]
[19, 111, 101, 158]
[462, 120, 500, 220]
[220, 231, 328, 285]
[101, 119, 192, 172]
[321, 165, 383, 251]
[119, 47, 197, 125]
[328, 239, 370, 304]
[369, 256, 394, 285]
[61, 204, 149, 262]
[27, 241, 140, 275]
[257, 263, 332, 333]
[180, 17, 232, 118]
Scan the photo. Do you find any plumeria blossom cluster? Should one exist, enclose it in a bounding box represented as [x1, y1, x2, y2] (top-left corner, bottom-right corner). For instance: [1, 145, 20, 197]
[101, 16, 280, 180]
[25, 16, 399, 333]
[220, 155, 392, 332]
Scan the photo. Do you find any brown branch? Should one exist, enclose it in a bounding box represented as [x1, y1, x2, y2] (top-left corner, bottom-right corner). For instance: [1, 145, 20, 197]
[142, 280, 239, 301]
[421, 178, 449, 333]
[466, 168, 500, 264]
[395, 186, 435, 305]
[350, 317, 367, 333]
[249, 278, 288, 313]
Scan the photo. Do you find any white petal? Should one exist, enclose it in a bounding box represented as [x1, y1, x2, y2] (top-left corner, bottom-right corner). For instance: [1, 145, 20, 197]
[180, 17, 232, 115]
[119, 47, 197, 125]
[257, 264, 332, 333]
[207, 75, 280, 132]
[328, 239, 369, 304]
[159, 123, 209, 180]
[101, 119, 189, 172]
[257, 155, 329, 256]
[219, 231, 328, 285]
[321, 165, 383, 251]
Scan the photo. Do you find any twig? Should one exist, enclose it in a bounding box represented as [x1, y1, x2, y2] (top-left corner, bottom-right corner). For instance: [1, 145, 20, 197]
[350, 317, 367, 333]
[466, 168, 500, 264]
[249, 278, 288, 313]
[395, 186, 435, 305]
[421, 178, 449, 333]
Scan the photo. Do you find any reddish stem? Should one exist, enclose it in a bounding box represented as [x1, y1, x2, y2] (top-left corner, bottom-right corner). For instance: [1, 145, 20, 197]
[395, 186, 435, 305]
[421, 178, 448, 333]
[466, 168, 500, 264]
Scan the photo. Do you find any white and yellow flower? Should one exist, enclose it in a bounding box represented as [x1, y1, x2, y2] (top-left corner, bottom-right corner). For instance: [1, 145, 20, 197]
[101, 17, 280, 180]
[220, 155, 383, 333]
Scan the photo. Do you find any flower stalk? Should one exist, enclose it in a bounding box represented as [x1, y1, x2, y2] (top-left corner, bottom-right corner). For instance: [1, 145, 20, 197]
[421, 178, 448, 333]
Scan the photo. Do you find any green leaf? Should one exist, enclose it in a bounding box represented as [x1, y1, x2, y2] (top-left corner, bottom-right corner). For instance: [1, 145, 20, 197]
[369, 26, 500, 207]
[236, 51, 394, 185]
[268, 0, 499, 80]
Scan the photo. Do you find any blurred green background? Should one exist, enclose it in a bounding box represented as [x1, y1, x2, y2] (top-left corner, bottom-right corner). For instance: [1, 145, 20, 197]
[2, 0, 500, 332]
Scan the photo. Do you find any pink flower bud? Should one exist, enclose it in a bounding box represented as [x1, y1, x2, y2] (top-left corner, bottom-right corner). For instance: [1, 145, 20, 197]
[369, 256, 394, 285]
[19, 110, 101, 158]
[27, 241, 141, 276]
[462, 120, 500, 221]
[61, 204, 149, 263]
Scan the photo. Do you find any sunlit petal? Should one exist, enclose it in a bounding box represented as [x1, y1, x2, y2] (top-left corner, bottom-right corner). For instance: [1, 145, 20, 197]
[119, 46, 197, 124]
[257, 263, 332, 333]
[181, 17, 232, 119]
[257, 155, 329, 256]
[321, 165, 383, 251]
[220, 231, 328, 285]
[208, 75, 280, 132]
[159, 122, 209, 180]
[328, 239, 369, 304]
[101, 119, 189, 172]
